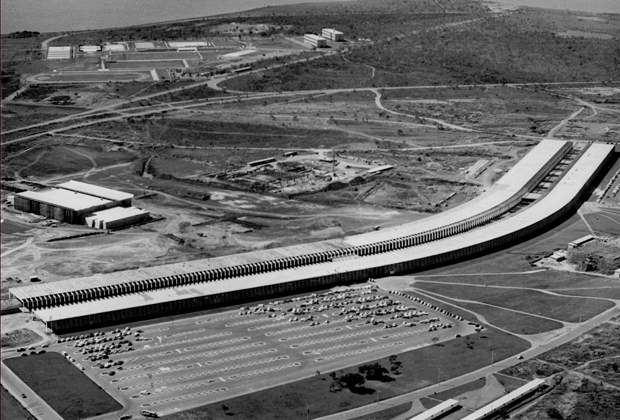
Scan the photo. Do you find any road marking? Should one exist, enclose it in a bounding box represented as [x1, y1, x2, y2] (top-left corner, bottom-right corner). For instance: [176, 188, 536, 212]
[196, 362, 202, 367]
[371, 338, 377, 342]
[322, 314, 329, 318]
[176, 349, 182, 353]
[346, 326, 353, 330]
[219, 377, 226, 382]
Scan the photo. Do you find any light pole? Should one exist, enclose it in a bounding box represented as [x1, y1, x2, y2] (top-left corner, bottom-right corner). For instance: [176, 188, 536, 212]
[491, 350, 494, 366]
[376, 389, 380, 404]
[437, 366, 441, 384]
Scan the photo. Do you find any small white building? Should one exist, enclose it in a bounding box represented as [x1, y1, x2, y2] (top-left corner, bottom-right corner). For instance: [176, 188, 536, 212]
[321, 28, 344, 41]
[79, 45, 102, 52]
[568, 235, 596, 249]
[304, 34, 327, 48]
[85, 207, 150, 230]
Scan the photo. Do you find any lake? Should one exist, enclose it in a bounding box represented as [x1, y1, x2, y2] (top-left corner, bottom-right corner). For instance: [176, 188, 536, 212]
[2, 0, 619, 35]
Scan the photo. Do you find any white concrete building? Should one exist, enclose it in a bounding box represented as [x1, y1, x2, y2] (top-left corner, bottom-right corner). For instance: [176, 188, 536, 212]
[322, 28, 344, 41]
[304, 34, 327, 48]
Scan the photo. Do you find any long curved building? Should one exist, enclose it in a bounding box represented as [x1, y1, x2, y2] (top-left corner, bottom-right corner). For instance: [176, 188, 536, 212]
[10, 140, 615, 332]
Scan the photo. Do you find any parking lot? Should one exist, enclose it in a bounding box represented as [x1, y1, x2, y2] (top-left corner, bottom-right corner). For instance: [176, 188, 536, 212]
[51, 284, 474, 417]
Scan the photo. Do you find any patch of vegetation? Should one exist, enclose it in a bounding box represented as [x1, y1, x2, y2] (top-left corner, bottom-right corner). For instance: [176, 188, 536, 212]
[567, 239, 620, 275]
[538, 322, 620, 371]
[3, 353, 122, 420]
[6, 31, 41, 39]
[226, 12, 620, 92]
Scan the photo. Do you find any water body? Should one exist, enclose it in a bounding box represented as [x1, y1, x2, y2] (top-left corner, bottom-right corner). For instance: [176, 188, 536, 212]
[490, 0, 620, 14]
[2, 0, 619, 35]
[0, 0, 352, 35]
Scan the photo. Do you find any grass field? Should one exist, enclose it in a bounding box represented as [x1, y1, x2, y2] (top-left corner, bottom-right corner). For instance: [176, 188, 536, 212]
[411, 270, 620, 293]
[6, 145, 136, 179]
[161, 294, 528, 420]
[106, 60, 186, 70]
[412, 283, 614, 323]
[420, 296, 565, 335]
[1, 385, 34, 420]
[0, 220, 33, 235]
[3, 353, 122, 420]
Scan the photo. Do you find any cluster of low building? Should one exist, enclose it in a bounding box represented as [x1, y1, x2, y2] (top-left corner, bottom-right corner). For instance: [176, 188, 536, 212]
[304, 28, 345, 48]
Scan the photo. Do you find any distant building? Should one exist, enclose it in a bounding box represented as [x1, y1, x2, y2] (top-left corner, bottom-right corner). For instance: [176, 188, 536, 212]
[304, 34, 327, 48]
[568, 235, 596, 249]
[79, 45, 102, 52]
[366, 165, 394, 175]
[321, 28, 344, 41]
[248, 157, 277, 167]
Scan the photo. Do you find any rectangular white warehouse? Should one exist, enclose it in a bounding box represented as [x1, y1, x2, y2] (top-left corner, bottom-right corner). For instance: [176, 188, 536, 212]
[322, 28, 344, 41]
[56, 180, 133, 206]
[14, 189, 114, 223]
[84, 206, 150, 229]
[304, 34, 327, 48]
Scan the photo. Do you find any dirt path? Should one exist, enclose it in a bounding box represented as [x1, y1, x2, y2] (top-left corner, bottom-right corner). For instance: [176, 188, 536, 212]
[61, 147, 97, 179]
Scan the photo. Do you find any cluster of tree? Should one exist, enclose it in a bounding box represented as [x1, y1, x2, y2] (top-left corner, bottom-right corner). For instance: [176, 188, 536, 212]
[0, 68, 20, 99]
[6, 31, 41, 38]
[327, 357, 402, 393]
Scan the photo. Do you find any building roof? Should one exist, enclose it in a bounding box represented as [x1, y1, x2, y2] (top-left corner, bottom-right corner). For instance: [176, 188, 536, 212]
[56, 180, 133, 202]
[29, 144, 614, 322]
[11, 140, 577, 303]
[87, 206, 149, 222]
[16, 189, 112, 212]
[366, 165, 394, 174]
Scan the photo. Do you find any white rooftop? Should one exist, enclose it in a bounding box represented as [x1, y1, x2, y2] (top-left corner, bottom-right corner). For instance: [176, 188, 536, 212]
[16, 189, 112, 212]
[57, 180, 133, 202]
[89, 206, 149, 221]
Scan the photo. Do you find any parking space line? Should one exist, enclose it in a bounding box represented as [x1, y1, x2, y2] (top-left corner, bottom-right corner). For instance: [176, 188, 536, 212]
[346, 326, 353, 330]
[220, 377, 226, 382]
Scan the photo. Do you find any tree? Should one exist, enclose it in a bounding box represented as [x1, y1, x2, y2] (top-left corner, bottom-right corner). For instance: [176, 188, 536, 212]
[388, 355, 403, 374]
[340, 373, 365, 390]
[359, 363, 389, 381]
[432, 337, 440, 346]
